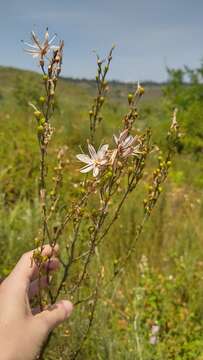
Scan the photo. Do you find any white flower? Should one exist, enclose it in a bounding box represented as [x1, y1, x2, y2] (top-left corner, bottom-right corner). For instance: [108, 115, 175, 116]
[23, 28, 58, 62]
[149, 324, 160, 345]
[76, 144, 108, 177]
[110, 129, 142, 164]
[151, 325, 160, 335]
[149, 335, 157, 345]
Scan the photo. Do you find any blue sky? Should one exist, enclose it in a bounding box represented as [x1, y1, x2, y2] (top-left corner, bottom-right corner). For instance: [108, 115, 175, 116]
[1, 0, 202, 82]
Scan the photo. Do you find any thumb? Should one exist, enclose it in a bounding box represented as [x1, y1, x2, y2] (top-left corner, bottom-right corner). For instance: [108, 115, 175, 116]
[36, 300, 73, 333]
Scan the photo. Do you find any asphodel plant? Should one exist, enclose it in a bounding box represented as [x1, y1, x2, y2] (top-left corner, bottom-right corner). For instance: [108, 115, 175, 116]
[23, 29, 181, 358]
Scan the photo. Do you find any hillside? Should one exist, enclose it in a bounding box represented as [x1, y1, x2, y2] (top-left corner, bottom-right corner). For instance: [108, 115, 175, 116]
[0, 65, 162, 107]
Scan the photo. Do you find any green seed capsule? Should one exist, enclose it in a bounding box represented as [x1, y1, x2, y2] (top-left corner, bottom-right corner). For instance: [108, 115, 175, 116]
[128, 93, 133, 104]
[138, 86, 145, 96]
[39, 96, 46, 104]
[34, 111, 41, 119]
[37, 125, 44, 134]
[99, 96, 105, 104]
[40, 117, 46, 125]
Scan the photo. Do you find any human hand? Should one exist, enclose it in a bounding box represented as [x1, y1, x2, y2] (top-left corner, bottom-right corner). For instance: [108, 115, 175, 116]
[0, 245, 73, 360]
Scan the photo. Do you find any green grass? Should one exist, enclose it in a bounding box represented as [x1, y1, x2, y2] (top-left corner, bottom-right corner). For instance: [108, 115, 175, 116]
[0, 66, 202, 359]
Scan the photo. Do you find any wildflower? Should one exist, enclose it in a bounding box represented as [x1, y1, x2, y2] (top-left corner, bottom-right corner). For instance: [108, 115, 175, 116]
[23, 28, 58, 65]
[149, 335, 157, 345]
[149, 324, 160, 345]
[151, 325, 160, 335]
[76, 144, 108, 177]
[110, 129, 142, 164]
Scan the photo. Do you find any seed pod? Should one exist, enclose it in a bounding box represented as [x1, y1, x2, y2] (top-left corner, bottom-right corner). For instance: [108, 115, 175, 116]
[138, 86, 145, 96]
[34, 111, 41, 119]
[39, 96, 46, 104]
[128, 93, 133, 105]
[99, 96, 105, 105]
[37, 125, 44, 134]
[40, 117, 46, 125]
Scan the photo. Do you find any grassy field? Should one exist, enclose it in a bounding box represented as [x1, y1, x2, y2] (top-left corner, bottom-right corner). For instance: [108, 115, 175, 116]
[0, 65, 203, 359]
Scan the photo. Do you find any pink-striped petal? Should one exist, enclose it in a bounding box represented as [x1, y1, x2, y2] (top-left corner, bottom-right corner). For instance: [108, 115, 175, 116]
[80, 164, 94, 173]
[123, 135, 135, 148]
[119, 129, 128, 142]
[48, 34, 57, 45]
[97, 144, 108, 159]
[88, 144, 97, 160]
[23, 42, 38, 49]
[76, 154, 92, 164]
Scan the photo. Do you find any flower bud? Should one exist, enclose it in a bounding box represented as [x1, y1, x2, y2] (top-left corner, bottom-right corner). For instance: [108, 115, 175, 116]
[105, 171, 113, 179]
[79, 188, 86, 195]
[128, 93, 133, 105]
[37, 125, 44, 134]
[39, 96, 46, 104]
[89, 110, 94, 117]
[40, 117, 46, 125]
[34, 111, 41, 119]
[99, 96, 105, 105]
[138, 85, 145, 96]
[34, 237, 40, 247]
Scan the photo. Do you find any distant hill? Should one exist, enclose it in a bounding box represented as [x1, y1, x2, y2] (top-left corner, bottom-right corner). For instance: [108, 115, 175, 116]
[0, 66, 163, 106]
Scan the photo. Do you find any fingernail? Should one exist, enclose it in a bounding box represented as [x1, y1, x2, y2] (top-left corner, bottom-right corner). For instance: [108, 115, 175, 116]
[61, 300, 73, 317]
